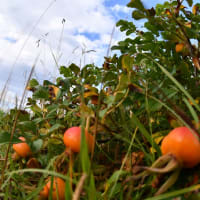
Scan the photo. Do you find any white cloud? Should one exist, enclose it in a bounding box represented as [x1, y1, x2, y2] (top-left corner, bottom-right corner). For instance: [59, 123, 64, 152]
[0, 0, 129, 108]
[111, 4, 131, 14]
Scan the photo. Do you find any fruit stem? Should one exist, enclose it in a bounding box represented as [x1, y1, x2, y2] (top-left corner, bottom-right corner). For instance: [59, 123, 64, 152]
[129, 154, 174, 181]
[155, 168, 181, 196]
[151, 154, 173, 168]
[142, 156, 179, 174]
[129, 170, 149, 181]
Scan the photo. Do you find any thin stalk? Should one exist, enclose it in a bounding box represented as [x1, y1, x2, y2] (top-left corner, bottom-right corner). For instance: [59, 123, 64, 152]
[0, 55, 39, 185]
[155, 169, 181, 196]
[142, 158, 179, 174]
[126, 154, 173, 181]
[72, 173, 87, 200]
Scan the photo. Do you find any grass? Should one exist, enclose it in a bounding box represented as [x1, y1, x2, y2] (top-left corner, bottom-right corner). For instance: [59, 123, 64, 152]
[1, 0, 200, 199]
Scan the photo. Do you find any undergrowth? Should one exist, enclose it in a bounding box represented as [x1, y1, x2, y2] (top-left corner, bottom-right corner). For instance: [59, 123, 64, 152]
[1, 0, 200, 199]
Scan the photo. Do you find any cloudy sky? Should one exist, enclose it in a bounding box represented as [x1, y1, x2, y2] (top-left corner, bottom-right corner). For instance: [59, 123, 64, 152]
[0, 0, 177, 108]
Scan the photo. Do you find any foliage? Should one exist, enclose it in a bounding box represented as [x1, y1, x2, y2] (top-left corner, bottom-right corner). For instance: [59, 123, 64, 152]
[0, 0, 200, 199]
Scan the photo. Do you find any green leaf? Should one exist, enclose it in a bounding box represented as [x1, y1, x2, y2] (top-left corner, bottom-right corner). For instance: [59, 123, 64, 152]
[59, 66, 72, 78]
[80, 104, 95, 118]
[127, 0, 145, 11]
[122, 54, 134, 71]
[28, 79, 39, 87]
[64, 172, 73, 200]
[183, 98, 199, 125]
[130, 112, 161, 157]
[104, 170, 127, 198]
[144, 22, 159, 36]
[132, 10, 146, 20]
[145, 184, 200, 200]
[57, 78, 71, 91]
[69, 63, 80, 75]
[32, 139, 43, 152]
[33, 86, 49, 99]
[103, 71, 118, 83]
[116, 20, 136, 35]
[107, 183, 122, 198]
[186, 0, 193, 6]
[80, 125, 91, 173]
[107, 170, 127, 185]
[88, 174, 97, 200]
[33, 117, 44, 124]
[99, 108, 108, 119]
[48, 124, 64, 133]
[114, 90, 126, 103]
[116, 74, 129, 91]
[145, 55, 200, 113]
[43, 80, 54, 86]
[148, 99, 162, 112]
[0, 132, 21, 145]
[18, 121, 37, 133]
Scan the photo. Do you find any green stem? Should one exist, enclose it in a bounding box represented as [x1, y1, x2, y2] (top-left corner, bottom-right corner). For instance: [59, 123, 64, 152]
[127, 154, 173, 181]
[155, 169, 181, 196]
[142, 157, 179, 174]
[151, 154, 173, 168]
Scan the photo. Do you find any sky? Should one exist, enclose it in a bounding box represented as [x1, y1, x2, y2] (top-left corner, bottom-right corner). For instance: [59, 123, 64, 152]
[0, 0, 130, 108]
[0, 0, 192, 109]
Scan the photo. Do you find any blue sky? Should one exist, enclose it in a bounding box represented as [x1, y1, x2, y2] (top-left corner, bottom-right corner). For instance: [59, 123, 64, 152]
[104, 0, 130, 8]
[0, 0, 130, 108]
[0, 0, 196, 109]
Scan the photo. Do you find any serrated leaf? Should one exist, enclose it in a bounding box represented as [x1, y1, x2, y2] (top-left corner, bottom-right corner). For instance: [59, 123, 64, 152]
[132, 10, 146, 20]
[116, 20, 136, 35]
[43, 80, 54, 86]
[69, 63, 80, 75]
[48, 124, 64, 133]
[127, 0, 145, 11]
[33, 86, 49, 99]
[59, 66, 72, 77]
[28, 79, 39, 87]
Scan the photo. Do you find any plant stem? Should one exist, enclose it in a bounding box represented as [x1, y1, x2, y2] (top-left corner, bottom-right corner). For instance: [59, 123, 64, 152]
[155, 169, 181, 196]
[142, 158, 179, 174]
